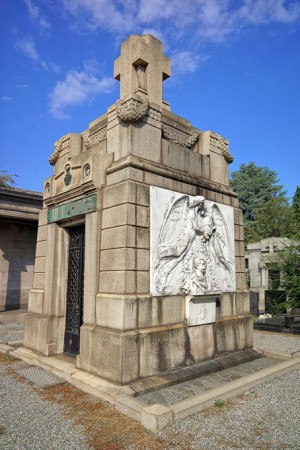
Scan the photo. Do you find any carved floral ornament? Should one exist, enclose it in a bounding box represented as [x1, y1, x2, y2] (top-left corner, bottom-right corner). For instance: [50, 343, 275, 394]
[82, 134, 93, 149]
[162, 124, 200, 149]
[210, 133, 234, 164]
[49, 136, 69, 166]
[116, 95, 149, 123]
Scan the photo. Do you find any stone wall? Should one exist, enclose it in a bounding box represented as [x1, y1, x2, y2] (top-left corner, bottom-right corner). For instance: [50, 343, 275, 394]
[0, 187, 43, 311]
[0, 222, 37, 311]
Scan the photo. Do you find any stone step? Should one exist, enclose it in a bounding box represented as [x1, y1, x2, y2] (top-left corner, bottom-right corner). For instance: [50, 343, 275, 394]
[128, 348, 261, 395]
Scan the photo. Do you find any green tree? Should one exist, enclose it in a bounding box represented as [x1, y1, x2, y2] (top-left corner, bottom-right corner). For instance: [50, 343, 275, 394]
[278, 242, 300, 312]
[292, 186, 300, 237]
[230, 162, 286, 223]
[0, 170, 18, 188]
[254, 197, 296, 239]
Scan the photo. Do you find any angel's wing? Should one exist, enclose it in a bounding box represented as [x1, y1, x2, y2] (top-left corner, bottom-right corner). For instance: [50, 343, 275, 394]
[211, 204, 234, 276]
[158, 195, 189, 249]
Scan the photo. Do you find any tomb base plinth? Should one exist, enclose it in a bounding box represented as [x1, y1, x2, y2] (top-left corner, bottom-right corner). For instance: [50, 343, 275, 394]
[77, 292, 251, 385]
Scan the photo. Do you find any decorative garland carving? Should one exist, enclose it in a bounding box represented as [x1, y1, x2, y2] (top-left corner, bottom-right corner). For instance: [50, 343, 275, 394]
[49, 136, 69, 165]
[116, 95, 148, 123]
[82, 134, 93, 149]
[185, 129, 201, 149]
[210, 133, 234, 164]
[162, 124, 200, 149]
[148, 108, 161, 122]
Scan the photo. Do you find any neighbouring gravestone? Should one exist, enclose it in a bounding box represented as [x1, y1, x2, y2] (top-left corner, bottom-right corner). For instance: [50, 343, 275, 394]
[23, 34, 252, 385]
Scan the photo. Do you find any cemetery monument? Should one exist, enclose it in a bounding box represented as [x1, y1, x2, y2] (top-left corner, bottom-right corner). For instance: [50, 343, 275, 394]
[23, 34, 252, 385]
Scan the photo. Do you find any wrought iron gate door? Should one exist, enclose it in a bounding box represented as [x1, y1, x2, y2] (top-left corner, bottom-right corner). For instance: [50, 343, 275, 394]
[64, 225, 85, 355]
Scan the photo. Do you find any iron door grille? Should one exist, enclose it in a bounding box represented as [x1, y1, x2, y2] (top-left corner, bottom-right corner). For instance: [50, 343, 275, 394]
[64, 225, 85, 355]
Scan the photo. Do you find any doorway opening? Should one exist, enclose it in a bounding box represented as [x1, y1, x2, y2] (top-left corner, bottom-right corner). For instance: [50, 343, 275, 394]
[64, 225, 85, 355]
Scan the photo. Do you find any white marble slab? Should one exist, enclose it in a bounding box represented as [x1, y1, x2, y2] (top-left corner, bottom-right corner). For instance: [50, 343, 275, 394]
[185, 296, 216, 326]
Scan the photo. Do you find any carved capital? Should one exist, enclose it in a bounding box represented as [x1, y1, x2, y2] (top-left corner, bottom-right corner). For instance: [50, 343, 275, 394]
[116, 95, 148, 123]
[162, 124, 200, 149]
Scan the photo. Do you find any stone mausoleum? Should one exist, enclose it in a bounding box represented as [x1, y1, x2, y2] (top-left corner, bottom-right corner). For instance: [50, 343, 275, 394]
[245, 237, 295, 313]
[0, 187, 43, 311]
[24, 34, 251, 385]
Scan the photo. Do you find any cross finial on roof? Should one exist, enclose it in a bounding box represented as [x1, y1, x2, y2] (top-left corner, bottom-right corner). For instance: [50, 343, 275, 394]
[114, 34, 171, 108]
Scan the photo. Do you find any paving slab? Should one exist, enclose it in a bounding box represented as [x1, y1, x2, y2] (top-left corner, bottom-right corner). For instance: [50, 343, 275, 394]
[136, 357, 277, 406]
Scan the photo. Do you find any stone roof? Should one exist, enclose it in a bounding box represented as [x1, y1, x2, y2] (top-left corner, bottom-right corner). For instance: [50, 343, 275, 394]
[0, 186, 43, 222]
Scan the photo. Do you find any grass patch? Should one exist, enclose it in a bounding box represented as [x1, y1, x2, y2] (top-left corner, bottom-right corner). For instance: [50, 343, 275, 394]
[0, 351, 16, 363]
[214, 399, 224, 408]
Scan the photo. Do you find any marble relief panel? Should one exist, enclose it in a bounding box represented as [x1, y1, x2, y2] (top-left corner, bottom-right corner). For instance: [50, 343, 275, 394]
[150, 186, 236, 297]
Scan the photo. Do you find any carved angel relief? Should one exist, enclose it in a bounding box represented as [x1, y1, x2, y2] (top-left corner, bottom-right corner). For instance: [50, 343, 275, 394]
[150, 187, 236, 296]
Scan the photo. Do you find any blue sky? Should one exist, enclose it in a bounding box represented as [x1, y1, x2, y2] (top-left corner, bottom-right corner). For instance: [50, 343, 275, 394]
[1, 0, 300, 199]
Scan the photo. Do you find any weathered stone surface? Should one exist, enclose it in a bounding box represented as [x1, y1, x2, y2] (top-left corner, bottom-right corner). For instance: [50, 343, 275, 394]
[96, 294, 137, 330]
[23, 33, 250, 386]
[78, 325, 139, 384]
[139, 326, 186, 378]
[187, 324, 215, 362]
[138, 295, 184, 328]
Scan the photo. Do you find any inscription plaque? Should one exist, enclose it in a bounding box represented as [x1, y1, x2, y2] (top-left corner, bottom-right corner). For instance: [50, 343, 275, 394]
[48, 194, 96, 223]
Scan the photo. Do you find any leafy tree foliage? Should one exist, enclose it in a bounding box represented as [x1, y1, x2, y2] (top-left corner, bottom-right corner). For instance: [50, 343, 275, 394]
[277, 242, 300, 311]
[292, 186, 300, 237]
[230, 162, 286, 223]
[254, 197, 297, 239]
[229, 162, 300, 244]
[0, 170, 18, 188]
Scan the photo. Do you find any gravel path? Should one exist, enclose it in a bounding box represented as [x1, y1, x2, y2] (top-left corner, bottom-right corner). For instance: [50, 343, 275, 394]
[159, 369, 300, 449]
[158, 332, 300, 449]
[0, 323, 24, 343]
[0, 362, 91, 450]
[0, 325, 299, 449]
[253, 330, 300, 356]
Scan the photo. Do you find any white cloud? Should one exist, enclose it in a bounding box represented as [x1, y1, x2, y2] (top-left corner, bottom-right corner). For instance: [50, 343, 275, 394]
[15, 36, 39, 61]
[41, 61, 61, 74]
[239, 0, 300, 24]
[61, 0, 135, 33]
[171, 51, 209, 77]
[60, 0, 300, 42]
[57, 0, 300, 92]
[15, 35, 60, 73]
[57, 0, 300, 84]
[23, 0, 51, 32]
[49, 60, 116, 119]
[2, 96, 15, 103]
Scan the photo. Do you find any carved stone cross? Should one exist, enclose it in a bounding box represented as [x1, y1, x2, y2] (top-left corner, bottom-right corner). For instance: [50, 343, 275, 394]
[114, 34, 171, 108]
